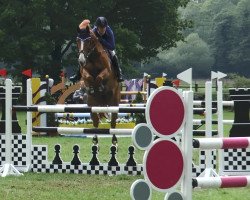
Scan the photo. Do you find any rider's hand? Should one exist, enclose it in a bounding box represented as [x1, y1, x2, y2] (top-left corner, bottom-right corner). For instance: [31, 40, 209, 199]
[79, 19, 90, 29]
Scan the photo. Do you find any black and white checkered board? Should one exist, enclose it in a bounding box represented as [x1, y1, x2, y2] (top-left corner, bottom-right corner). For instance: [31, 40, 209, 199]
[222, 148, 250, 175]
[31, 144, 144, 175]
[192, 150, 216, 177]
[0, 135, 28, 169]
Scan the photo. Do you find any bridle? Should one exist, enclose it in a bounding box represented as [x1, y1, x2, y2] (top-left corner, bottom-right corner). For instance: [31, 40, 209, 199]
[78, 36, 109, 67]
[78, 37, 96, 59]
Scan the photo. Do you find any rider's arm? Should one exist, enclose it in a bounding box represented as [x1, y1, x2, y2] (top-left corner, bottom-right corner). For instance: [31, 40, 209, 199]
[99, 27, 115, 51]
[93, 26, 115, 51]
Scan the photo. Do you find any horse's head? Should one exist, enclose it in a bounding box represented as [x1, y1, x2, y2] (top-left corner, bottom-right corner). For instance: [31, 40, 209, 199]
[77, 26, 96, 66]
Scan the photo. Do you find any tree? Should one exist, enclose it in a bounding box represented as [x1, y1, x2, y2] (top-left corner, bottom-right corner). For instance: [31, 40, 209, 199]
[157, 33, 214, 77]
[0, 0, 190, 81]
[228, 0, 250, 76]
[179, 0, 250, 77]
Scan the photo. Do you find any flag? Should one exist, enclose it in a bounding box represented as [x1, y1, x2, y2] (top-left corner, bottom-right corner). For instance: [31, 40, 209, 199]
[0, 69, 7, 77]
[162, 72, 167, 77]
[22, 69, 32, 77]
[172, 79, 180, 87]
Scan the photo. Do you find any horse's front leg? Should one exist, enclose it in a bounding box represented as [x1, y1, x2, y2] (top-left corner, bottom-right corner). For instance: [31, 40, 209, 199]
[95, 68, 110, 92]
[96, 68, 109, 85]
[91, 113, 99, 128]
[81, 67, 95, 94]
[111, 113, 117, 129]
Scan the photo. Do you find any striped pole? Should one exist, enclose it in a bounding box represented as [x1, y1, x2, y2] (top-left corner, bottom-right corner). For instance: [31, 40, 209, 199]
[193, 137, 250, 149]
[55, 112, 130, 118]
[193, 176, 250, 188]
[48, 103, 147, 107]
[13, 105, 145, 113]
[193, 100, 234, 107]
[14, 104, 212, 115]
[193, 119, 236, 125]
[193, 130, 218, 137]
[33, 126, 133, 135]
[193, 108, 217, 115]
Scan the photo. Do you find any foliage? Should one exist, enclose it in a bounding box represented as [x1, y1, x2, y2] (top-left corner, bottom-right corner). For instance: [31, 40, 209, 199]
[0, 0, 190, 80]
[228, 73, 250, 87]
[158, 33, 214, 78]
[183, 0, 250, 77]
[142, 0, 250, 78]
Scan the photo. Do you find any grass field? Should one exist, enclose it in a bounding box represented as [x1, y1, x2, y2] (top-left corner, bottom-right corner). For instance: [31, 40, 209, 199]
[1, 111, 250, 200]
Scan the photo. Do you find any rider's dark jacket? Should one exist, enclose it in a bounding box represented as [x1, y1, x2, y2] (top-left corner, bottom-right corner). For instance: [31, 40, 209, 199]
[77, 26, 115, 51]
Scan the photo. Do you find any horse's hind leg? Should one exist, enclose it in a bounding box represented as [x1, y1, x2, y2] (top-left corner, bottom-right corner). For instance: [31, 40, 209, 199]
[91, 113, 99, 128]
[111, 113, 117, 129]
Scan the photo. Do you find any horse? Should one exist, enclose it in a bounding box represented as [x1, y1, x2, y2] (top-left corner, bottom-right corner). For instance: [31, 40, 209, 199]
[76, 26, 121, 128]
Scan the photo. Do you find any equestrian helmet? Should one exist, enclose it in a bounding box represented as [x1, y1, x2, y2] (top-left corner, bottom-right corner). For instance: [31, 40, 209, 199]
[95, 17, 108, 28]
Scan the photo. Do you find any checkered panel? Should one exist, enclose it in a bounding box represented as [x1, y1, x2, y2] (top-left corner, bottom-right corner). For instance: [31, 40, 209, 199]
[0, 136, 145, 175]
[31, 145, 48, 172]
[124, 165, 144, 175]
[0, 135, 6, 165]
[222, 148, 250, 175]
[0, 135, 27, 167]
[32, 163, 122, 175]
[30, 144, 144, 175]
[12, 135, 27, 166]
[192, 150, 217, 177]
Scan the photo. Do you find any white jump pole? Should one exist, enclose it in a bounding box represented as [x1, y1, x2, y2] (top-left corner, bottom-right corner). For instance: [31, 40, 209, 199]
[181, 90, 193, 200]
[25, 79, 32, 172]
[193, 176, 250, 188]
[215, 72, 228, 175]
[199, 81, 218, 177]
[193, 137, 250, 149]
[0, 79, 22, 177]
[217, 80, 224, 175]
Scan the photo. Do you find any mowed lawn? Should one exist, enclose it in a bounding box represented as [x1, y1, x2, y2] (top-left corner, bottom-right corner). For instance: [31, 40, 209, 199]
[0, 111, 250, 200]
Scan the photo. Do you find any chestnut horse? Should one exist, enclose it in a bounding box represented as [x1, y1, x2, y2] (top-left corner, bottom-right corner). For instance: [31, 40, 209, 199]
[77, 26, 121, 128]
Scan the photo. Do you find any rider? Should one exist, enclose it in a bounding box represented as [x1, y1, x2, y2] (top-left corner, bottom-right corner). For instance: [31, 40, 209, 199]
[70, 17, 124, 82]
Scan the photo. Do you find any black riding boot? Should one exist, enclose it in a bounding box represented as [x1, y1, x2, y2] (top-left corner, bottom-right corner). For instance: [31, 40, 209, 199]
[112, 55, 124, 82]
[69, 66, 81, 83]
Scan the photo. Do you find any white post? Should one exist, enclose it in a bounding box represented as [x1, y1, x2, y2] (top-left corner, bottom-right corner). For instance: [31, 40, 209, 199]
[5, 79, 12, 165]
[0, 79, 22, 177]
[217, 80, 224, 175]
[181, 90, 193, 200]
[25, 79, 32, 171]
[199, 81, 218, 177]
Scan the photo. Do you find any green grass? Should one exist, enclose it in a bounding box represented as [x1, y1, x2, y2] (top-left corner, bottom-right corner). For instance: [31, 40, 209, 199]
[1, 111, 250, 200]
